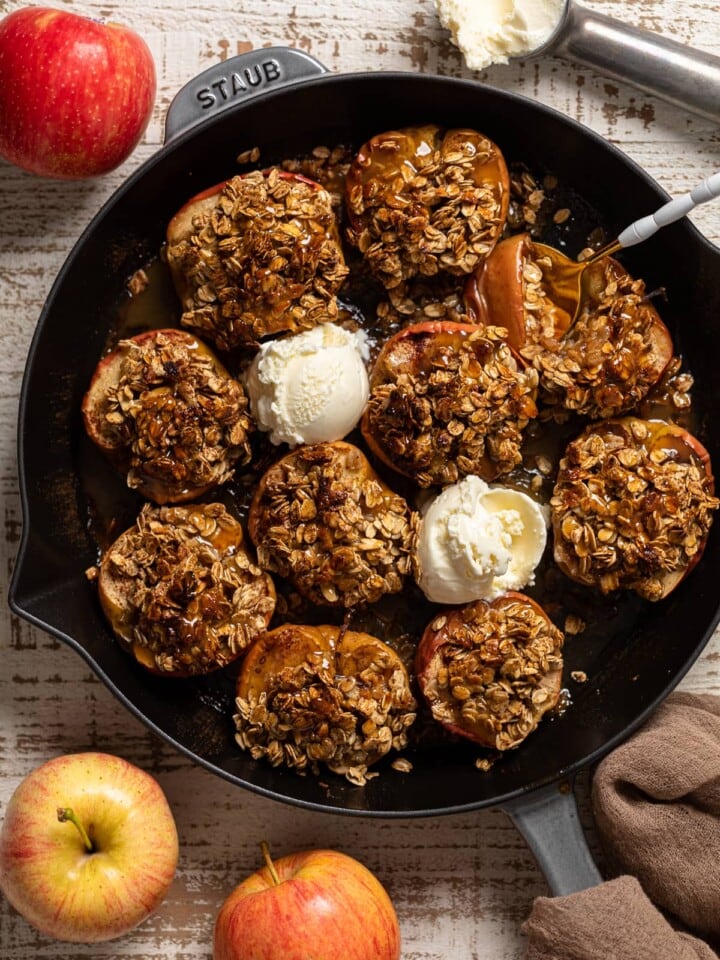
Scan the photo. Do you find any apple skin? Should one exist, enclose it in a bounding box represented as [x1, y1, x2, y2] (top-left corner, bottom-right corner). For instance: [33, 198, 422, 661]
[214, 847, 401, 960]
[0, 752, 179, 942]
[0, 7, 156, 179]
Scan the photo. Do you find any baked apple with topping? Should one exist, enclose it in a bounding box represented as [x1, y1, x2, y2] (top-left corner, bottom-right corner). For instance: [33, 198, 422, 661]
[166, 168, 348, 349]
[346, 125, 509, 291]
[551, 418, 718, 600]
[234, 624, 416, 785]
[82, 329, 252, 504]
[466, 236, 674, 419]
[97, 503, 275, 676]
[247, 441, 416, 607]
[361, 322, 538, 487]
[416, 593, 564, 751]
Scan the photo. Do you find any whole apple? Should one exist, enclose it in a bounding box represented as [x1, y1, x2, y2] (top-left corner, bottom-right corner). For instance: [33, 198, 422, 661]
[214, 843, 401, 960]
[0, 7, 156, 179]
[0, 751, 179, 942]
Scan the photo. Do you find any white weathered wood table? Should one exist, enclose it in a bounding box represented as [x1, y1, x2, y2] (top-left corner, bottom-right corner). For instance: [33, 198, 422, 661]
[2, 0, 720, 957]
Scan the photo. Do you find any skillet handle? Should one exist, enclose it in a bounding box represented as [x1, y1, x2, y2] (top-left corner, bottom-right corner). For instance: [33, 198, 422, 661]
[165, 47, 328, 142]
[500, 781, 603, 896]
[549, 0, 720, 123]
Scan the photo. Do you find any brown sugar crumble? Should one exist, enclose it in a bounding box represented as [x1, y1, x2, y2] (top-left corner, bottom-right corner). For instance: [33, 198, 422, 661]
[346, 125, 508, 291]
[99, 503, 275, 676]
[520, 256, 673, 420]
[102, 331, 253, 501]
[167, 168, 349, 348]
[248, 442, 416, 608]
[363, 325, 539, 487]
[421, 597, 564, 751]
[552, 418, 719, 599]
[234, 626, 417, 786]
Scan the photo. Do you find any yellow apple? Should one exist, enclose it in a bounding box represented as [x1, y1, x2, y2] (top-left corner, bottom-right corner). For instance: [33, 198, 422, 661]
[0, 752, 179, 942]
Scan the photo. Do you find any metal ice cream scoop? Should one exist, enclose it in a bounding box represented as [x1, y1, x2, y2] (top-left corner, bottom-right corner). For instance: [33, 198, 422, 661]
[526, 0, 720, 123]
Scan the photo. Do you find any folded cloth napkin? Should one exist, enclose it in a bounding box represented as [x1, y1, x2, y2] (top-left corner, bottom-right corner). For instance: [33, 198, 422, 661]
[523, 875, 717, 960]
[592, 691, 720, 939]
[522, 692, 720, 959]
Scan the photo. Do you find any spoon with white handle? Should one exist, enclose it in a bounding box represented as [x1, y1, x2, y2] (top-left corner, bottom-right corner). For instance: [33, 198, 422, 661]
[533, 171, 720, 325]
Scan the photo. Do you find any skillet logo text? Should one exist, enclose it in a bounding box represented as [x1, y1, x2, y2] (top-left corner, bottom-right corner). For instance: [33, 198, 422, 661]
[196, 60, 282, 109]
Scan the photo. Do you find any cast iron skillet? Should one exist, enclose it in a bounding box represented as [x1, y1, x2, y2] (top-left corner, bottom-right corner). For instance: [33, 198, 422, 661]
[10, 48, 720, 896]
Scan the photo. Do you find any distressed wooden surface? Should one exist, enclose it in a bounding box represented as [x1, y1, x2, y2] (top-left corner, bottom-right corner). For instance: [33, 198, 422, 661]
[2, 0, 720, 956]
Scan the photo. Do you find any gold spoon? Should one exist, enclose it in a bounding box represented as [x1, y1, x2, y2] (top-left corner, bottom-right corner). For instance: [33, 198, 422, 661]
[534, 171, 720, 326]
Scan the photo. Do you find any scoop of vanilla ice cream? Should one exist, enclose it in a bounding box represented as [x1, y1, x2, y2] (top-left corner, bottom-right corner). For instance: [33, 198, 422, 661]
[434, 0, 564, 70]
[415, 475, 547, 604]
[245, 324, 370, 447]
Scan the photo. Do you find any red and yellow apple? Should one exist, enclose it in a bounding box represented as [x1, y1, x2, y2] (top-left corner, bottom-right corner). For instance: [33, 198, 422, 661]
[214, 844, 401, 960]
[0, 7, 156, 179]
[0, 752, 179, 942]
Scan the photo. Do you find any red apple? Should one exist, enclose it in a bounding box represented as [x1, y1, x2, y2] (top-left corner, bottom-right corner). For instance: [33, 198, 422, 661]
[0, 7, 156, 179]
[0, 752, 179, 942]
[214, 843, 401, 960]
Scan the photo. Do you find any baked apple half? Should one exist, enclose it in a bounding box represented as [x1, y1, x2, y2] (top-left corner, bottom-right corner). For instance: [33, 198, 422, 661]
[234, 623, 416, 785]
[551, 418, 718, 600]
[466, 236, 674, 419]
[346, 124, 509, 290]
[247, 441, 416, 607]
[82, 328, 253, 504]
[361, 321, 538, 487]
[416, 593, 564, 751]
[97, 503, 276, 676]
[465, 233, 572, 348]
[166, 168, 348, 348]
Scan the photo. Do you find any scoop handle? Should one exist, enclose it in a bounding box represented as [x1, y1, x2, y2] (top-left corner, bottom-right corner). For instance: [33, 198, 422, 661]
[550, 0, 720, 124]
[617, 171, 720, 248]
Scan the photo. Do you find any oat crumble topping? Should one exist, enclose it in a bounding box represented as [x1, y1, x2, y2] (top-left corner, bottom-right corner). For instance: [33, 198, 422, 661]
[420, 598, 564, 751]
[346, 125, 508, 291]
[99, 503, 275, 675]
[551, 418, 718, 599]
[167, 168, 349, 348]
[507, 166, 546, 234]
[281, 144, 354, 213]
[375, 274, 473, 332]
[520, 255, 672, 419]
[563, 614, 586, 636]
[234, 625, 416, 785]
[363, 324, 538, 486]
[248, 442, 416, 607]
[102, 331, 253, 502]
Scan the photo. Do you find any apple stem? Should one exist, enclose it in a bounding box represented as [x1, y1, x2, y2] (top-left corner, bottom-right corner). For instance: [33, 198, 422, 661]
[57, 807, 94, 853]
[260, 841, 281, 886]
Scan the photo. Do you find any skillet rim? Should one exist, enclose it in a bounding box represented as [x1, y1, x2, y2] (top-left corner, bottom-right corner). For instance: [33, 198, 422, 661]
[9, 69, 720, 817]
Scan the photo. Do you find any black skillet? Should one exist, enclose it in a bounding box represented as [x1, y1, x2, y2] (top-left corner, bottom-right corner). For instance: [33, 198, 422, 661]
[10, 48, 720, 897]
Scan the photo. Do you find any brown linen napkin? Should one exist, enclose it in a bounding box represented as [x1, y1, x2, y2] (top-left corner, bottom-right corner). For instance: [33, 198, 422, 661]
[592, 691, 720, 939]
[523, 692, 720, 959]
[523, 875, 717, 960]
